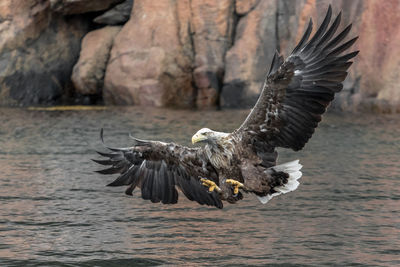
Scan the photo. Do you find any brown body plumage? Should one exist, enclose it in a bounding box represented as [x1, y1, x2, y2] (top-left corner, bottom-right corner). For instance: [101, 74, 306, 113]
[94, 6, 358, 209]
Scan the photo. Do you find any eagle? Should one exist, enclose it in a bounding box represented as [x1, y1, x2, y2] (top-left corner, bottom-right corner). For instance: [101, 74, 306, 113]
[94, 6, 358, 209]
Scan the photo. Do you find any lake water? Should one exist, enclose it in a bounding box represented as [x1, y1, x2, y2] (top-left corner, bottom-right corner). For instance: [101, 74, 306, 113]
[0, 107, 399, 266]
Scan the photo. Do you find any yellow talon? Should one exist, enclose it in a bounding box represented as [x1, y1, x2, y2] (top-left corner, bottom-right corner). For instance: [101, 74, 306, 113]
[200, 178, 221, 193]
[234, 187, 239, 195]
[226, 179, 244, 195]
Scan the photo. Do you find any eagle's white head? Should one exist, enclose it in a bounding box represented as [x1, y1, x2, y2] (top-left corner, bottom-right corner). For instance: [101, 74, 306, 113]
[191, 128, 229, 146]
[192, 128, 234, 168]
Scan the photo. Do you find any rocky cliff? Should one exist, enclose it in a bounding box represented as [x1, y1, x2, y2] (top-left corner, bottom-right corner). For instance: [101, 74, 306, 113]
[1, 0, 399, 112]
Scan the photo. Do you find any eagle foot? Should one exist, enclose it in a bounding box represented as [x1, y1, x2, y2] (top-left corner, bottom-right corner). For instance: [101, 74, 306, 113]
[226, 179, 244, 195]
[200, 178, 221, 193]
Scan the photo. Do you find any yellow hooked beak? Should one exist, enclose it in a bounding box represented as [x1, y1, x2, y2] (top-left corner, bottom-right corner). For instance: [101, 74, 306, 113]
[192, 133, 207, 144]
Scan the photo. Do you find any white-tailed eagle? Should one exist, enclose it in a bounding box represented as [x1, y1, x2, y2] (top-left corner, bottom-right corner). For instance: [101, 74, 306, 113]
[94, 6, 358, 209]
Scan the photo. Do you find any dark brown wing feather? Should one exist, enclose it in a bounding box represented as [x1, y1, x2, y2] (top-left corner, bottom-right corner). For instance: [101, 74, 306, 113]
[237, 5, 358, 152]
[94, 130, 222, 209]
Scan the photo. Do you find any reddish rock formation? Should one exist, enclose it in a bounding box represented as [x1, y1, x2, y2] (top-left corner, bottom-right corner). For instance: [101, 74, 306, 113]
[104, 0, 195, 107]
[190, 0, 235, 108]
[72, 26, 121, 96]
[101, 0, 400, 112]
[222, 0, 278, 107]
[103, 0, 238, 108]
[354, 0, 400, 113]
[1, 0, 399, 112]
[0, 0, 89, 105]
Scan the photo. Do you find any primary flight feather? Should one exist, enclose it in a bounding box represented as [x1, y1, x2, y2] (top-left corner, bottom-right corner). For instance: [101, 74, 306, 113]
[94, 6, 358, 209]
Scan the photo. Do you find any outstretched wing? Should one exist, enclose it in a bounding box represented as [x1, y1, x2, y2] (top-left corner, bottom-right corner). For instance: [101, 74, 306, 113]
[94, 130, 223, 209]
[236, 5, 358, 152]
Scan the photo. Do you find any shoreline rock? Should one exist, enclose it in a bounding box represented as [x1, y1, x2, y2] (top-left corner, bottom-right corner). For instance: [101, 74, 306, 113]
[0, 0, 90, 106]
[103, 0, 195, 108]
[72, 26, 121, 96]
[0, 0, 399, 113]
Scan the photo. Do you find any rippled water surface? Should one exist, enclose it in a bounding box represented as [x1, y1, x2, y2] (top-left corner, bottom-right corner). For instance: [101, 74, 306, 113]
[0, 107, 399, 266]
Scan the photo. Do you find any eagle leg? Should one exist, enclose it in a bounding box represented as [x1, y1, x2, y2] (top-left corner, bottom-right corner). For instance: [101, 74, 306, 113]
[225, 179, 244, 195]
[200, 178, 221, 193]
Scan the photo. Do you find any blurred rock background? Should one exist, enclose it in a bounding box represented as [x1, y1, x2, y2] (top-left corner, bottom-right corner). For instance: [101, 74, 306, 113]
[0, 0, 399, 112]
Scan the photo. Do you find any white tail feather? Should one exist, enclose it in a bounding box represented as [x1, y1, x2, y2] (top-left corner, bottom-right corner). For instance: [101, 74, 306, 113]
[257, 160, 303, 204]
